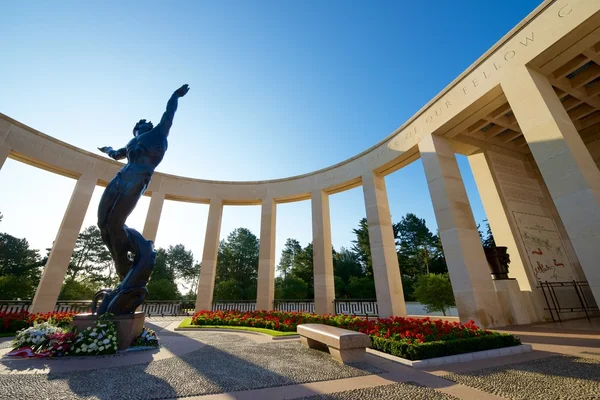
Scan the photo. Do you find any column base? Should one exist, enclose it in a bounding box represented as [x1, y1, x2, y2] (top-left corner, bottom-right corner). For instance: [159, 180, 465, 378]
[493, 279, 537, 325]
[454, 290, 507, 328]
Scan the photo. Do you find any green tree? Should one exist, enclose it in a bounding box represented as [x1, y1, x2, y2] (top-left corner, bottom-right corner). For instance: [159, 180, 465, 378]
[413, 273, 455, 316]
[67, 225, 112, 282]
[150, 248, 174, 281]
[333, 247, 362, 283]
[215, 228, 259, 300]
[58, 278, 98, 300]
[277, 238, 302, 279]
[289, 242, 314, 299]
[0, 233, 42, 278]
[0, 275, 36, 300]
[428, 230, 448, 275]
[275, 275, 309, 299]
[397, 213, 442, 276]
[0, 232, 42, 299]
[480, 219, 496, 248]
[351, 217, 400, 276]
[333, 247, 370, 298]
[183, 262, 201, 295]
[346, 276, 376, 298]
[213, 279, 243, 301]
[165, 244, 199, 292]
[351, 218, 371, 275]
[146, 278, 181, 300]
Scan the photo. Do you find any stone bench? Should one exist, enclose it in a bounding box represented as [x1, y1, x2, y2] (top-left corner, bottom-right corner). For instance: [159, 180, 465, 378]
[297, 323, 371, 363]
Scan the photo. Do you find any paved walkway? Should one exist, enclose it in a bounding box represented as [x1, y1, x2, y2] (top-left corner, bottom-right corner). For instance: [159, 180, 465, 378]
[0, 316, 598, 399]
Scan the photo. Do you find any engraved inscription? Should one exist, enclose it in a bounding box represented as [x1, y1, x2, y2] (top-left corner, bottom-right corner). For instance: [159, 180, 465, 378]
[512, 211, 577, 282]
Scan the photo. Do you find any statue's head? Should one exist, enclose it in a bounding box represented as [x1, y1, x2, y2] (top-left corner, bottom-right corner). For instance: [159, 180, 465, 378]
[133, 119, 154, 136]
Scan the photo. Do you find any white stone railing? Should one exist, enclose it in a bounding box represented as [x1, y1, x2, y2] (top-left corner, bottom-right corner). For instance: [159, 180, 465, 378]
[274, 300, 315, 313]
[0, 299, 459, 317]
[141, 301, 195, 316]
[334, 299, 378, 316]
[211, 300, 256, 312]
[0, 301, 30, 313]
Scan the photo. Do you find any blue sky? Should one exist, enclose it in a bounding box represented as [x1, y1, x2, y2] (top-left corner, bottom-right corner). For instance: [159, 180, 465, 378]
[0, 1, 542, 270]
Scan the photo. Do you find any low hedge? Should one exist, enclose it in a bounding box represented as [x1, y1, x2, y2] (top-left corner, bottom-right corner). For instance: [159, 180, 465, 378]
[371, 333, 521, 360]
[178, 318, 299, 336]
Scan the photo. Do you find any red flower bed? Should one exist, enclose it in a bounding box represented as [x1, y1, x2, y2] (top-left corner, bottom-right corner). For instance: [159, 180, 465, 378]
[192, 310, 491, 344]
[191, 310, 521, 360]
[0, 311, 76, 333]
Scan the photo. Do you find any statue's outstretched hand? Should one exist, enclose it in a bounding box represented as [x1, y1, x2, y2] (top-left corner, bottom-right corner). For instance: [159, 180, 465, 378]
[175, 84, 190, 97]
[98, 146, 112, 154]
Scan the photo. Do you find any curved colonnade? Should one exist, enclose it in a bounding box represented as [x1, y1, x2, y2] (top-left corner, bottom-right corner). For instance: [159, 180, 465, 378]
[1, 0, 600, 328]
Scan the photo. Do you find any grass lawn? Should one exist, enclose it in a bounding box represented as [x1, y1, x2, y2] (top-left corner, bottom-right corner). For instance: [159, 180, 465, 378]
[0, 332, 15, 338]
[177, 318, 299, 337]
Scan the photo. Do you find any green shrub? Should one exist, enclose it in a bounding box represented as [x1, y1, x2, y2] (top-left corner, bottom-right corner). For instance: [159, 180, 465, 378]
[371, 333, 521, 360]
[413, 273, 455, 316]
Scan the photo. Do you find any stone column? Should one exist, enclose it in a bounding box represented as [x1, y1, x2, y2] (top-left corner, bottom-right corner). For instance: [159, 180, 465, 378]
[418, 134, 505, 327]
[502, 65, 600, 304]
[362, 172, 407, 317]
[256, 198, 276, 310]
[0, 144, 10, 172]
[195, 198, 224, 312]
[30, 172, 97, 313]
[142, 191, 165, 242]
[311, 190, 335, 315]
[468, 151, 540, 324]
[467, 151, 535, 290]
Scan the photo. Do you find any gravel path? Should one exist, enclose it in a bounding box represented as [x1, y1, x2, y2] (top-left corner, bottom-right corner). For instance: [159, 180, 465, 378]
[442, 354, 600, 400]
[0, 331, 384, 400]
[0, 341, 13, 350]
[293, 382, 458, 399]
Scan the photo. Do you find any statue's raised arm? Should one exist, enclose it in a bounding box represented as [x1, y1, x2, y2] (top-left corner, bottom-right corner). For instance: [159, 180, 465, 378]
[158, 84, 190, 136]
[98, 145, 127, 160]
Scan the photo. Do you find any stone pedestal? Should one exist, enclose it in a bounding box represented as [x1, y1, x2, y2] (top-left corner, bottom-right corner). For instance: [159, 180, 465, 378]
[71, 312, 145, 350]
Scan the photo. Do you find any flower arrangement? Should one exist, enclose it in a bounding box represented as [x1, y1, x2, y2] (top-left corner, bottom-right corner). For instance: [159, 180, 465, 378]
[46, 331, 78, 357]
[73, 318, 119, 356]
[11, 321, 62, 352]
[132, 327, 159, 348]
[8, 314, 119, 357]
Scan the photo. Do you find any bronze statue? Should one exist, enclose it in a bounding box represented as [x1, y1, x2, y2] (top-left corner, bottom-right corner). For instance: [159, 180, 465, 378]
[92, 84, 190, 315]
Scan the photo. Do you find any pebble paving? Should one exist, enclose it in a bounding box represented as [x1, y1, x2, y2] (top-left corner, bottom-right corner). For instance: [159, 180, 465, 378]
[293, 382, 458, 399]
[0, 341, 12, 351]
[442, 354, 600, 400]
[0, 331, 385, 400]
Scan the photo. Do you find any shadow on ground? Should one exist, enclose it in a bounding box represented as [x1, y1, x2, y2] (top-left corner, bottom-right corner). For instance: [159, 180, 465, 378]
[0, 325, 386, 400]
